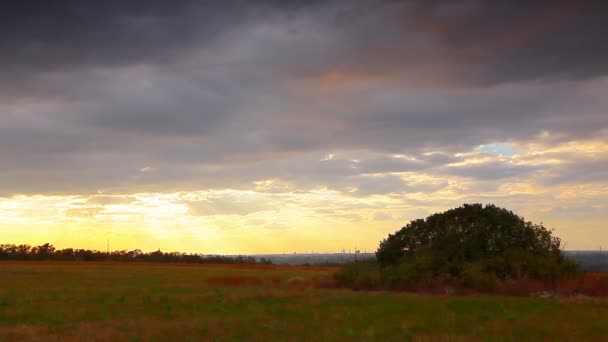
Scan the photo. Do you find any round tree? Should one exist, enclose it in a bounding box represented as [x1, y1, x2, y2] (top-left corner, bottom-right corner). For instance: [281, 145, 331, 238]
[376, 204, 577, 283]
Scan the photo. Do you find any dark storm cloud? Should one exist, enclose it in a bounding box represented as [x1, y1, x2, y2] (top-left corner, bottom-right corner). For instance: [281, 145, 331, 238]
[403, 0, 608, 83]
[2, 1, 607, 84]
[1, 0, 608, 196]
[1, 1, 203, 71]
[0, 0, 324, 74]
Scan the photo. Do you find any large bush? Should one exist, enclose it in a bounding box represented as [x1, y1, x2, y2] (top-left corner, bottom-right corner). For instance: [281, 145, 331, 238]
[375, 204, 579, 285]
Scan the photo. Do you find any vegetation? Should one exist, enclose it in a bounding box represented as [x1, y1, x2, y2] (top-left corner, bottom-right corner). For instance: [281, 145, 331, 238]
[337, 204, 581, 292]
[1, 204, 605, 339]
[1, 262, 608, 341]
[0, 243, 272, 265]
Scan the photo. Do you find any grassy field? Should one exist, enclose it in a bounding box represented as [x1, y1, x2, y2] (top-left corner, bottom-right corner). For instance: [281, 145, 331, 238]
[1, 262, 608, 341]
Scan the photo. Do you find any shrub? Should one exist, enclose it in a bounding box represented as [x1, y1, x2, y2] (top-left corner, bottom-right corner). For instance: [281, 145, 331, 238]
[459, 261, 501, 291]
[333, 260, 381, 290]
[375, 204, 578, 284]
[337, 203, 580, 292]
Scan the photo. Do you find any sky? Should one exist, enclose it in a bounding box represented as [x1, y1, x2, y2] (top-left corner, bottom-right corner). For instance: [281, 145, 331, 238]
[1, 0, 608, 254]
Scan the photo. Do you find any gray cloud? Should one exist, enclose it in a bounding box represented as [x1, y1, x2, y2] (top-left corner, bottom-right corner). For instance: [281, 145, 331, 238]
[3, 1, 607, 82]
[541, 155, 608, 186]
[1, 1, 607, 196]
[0, 1, 325, 76]
[349, 174, 448, 197]
[351, 175, 408, 196]
[442, 160, 541, 180]
[403, 0, 608, 83]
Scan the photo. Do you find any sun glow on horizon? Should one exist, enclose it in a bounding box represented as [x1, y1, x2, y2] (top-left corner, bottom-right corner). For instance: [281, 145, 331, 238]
[2, 138, 607, 253]
[2, 1, 608, 255]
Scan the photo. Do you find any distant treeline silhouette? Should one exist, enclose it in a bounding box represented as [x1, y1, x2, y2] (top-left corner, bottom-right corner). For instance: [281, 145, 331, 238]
[0, 243, 273, 264]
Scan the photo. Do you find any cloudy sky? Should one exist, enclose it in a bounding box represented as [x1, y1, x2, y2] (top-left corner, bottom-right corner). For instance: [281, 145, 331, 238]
[1, 0, 608, 253]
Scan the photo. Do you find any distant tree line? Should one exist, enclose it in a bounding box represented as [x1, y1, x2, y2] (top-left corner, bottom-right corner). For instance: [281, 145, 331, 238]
[0, 243, 273, 265]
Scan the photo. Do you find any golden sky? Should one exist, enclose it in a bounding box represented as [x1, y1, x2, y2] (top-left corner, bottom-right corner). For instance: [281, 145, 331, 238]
[2, 137, 607, 253]
[2, 1, 608, 253]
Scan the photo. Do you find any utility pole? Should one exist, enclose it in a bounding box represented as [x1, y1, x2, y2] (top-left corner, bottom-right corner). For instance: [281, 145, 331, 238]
[107, 239, 110, 254]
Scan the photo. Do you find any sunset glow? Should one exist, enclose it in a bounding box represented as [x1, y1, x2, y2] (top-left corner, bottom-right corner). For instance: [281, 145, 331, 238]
[2, 1, 607, 253]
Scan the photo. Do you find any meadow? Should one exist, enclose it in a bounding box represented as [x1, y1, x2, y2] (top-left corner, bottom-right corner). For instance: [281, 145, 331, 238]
[1, 262, 608, 341]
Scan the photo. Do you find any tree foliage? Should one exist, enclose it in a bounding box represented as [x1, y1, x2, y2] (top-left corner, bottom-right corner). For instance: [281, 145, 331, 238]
[374, 204, 578, 284]
[0, 243, 272, 265]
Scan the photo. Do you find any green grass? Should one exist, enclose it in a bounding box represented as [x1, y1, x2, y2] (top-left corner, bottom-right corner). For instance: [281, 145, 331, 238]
[0, 262, 607, 341]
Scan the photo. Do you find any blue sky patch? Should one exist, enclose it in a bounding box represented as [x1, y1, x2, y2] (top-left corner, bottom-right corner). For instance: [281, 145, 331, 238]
[475, 143, 520, 157]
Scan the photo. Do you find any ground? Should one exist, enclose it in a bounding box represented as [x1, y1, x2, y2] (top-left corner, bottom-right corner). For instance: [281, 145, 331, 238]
[1, 262, 607, 341]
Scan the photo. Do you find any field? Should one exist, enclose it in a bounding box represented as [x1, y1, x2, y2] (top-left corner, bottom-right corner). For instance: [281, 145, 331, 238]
[1, 262, 608, 341]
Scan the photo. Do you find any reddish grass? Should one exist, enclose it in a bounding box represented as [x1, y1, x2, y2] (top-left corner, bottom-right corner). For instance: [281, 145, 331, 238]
[325, 272, 608, 297]
[206, 275, 283, 286]
[497, 273, 608, 297]
[1, 318, 232, 342]
[206, 274, 336, 289]
[555, 272, 608, 296]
